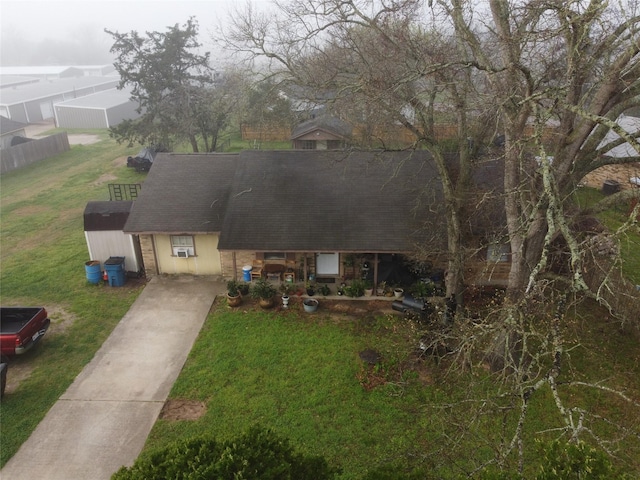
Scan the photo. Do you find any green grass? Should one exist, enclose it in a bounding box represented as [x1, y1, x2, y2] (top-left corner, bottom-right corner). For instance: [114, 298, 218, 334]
[0, 132, 145, 466]
[573, 187, 640, 284]
[138, 299, 640, 479]
[2, 135, 638, 476]
[143, 306, 442, 478]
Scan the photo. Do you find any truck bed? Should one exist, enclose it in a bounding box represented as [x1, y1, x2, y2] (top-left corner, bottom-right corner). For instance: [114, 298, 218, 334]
[1, 307, 46, 334]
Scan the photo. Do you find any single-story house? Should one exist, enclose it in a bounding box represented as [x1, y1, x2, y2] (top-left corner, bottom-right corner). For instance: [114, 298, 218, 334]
[124, 150, 509, 288]
[291, 115, 352, 150]
[582, 115, 640, 190]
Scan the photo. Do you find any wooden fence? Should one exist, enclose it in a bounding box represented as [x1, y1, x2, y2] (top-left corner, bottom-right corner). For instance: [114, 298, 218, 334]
[1, 133, 70, 174]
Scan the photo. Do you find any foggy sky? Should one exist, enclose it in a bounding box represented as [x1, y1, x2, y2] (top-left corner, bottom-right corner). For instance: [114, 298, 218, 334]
[0, 0, 268, 66]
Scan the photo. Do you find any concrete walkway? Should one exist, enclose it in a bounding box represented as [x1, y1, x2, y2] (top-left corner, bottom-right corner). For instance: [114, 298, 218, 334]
[1, 276, 225, 480]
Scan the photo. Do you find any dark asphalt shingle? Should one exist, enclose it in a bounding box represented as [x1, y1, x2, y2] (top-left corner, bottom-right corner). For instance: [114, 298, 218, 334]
[124, 153, 238, 234]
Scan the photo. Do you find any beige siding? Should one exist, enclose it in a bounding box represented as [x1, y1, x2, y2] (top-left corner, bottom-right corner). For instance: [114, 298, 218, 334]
[155, 234, 222, 275]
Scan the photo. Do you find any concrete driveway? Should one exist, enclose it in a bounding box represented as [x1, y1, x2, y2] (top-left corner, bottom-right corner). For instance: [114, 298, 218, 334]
[1, 275, 224, 480]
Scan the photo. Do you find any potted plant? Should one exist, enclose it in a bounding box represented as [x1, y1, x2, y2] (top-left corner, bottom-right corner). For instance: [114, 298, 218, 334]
[250, 278, 277, 309]
[303, 298, 319, 313]
[364, 280, 374, 296]
[305, 282, 316, 296]
[279, 282, 296, 296]
[238, 282, 250, 296]
[226, 280, 243, 307]
[345, 279, 366, 297]
[409, 280, 435, 300]
[319, 284, 331, 296]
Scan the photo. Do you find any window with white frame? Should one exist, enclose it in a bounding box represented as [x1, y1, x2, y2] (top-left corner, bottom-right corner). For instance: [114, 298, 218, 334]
[171, 235, 195, 257]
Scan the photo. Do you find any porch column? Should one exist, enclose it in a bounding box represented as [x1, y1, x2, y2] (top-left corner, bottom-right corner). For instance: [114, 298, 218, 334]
[303, 254, 308, 282]
[373, 253, 379, 295]
[232, 252, 237, 281]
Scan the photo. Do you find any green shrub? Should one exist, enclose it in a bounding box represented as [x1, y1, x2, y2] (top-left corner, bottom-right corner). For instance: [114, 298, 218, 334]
[250, 278, 277, 300]
[345, 279, 366, 297]
[536, 440, 617, 480]
[112, 426, 339, 479]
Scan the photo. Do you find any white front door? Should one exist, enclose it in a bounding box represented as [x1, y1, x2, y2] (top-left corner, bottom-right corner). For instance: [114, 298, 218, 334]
[316, 253, 340, 275]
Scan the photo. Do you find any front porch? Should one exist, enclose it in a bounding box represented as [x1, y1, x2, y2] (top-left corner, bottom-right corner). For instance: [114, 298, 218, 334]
[222, 250, 446, 297]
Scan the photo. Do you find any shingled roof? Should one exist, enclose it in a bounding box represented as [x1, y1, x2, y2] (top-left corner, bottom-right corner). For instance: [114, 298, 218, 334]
[124, 150, 448, 252]
[220, 150, 441, 252]
[124, 153, 238, 234]
[290, 115, 352, 140]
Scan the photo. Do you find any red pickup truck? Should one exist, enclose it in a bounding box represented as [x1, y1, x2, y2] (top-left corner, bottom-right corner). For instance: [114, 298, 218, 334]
[0, 307, 51, 357]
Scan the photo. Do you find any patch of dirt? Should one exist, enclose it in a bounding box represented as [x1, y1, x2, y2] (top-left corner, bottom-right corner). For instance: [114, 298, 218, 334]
[68, 134, 100, 145]
[2, 305, 77, 394]
[46, 305, 78, 337]
[10, 205, 49, 217]
[160, 399, 207, 421]
[112, 156, 128, 167]
[91, 173, 118, 186]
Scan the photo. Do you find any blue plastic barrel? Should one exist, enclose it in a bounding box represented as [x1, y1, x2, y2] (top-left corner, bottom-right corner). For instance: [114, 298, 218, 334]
[242, 265, 252, 282]
[105, 257, 126, 287]
[85, 261, 102, 284]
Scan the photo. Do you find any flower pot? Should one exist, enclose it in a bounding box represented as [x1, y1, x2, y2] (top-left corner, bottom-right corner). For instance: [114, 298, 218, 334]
[306, 289, 315, 296]
[259, 297, 274, 309]
[227, 293, 242, 307]
[303, 298, 319, 313]
[282, 295, 290, 308]
[365, 288, 374, 296]
[393, 288, 404, 298]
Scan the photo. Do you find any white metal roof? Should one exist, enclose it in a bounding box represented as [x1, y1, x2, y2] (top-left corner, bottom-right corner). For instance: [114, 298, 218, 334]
[55, 88, 134, 110]
[0, 77, 120, 106]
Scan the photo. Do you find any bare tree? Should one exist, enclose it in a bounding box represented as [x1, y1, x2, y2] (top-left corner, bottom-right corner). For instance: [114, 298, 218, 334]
[225, 0, 639, 305]
[440, 0, 640, 300]
[222, 0, 640, 475]
[223, 0, 493, 307]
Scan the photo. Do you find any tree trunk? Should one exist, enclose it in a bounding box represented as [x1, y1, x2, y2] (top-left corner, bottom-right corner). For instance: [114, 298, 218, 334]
[189, 135, 199, 153]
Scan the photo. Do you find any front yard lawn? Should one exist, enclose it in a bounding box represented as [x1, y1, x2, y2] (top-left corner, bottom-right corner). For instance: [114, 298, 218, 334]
[139, 298, 640, 479]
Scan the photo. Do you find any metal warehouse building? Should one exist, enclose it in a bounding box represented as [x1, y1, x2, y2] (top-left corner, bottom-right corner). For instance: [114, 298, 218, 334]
[0, 76, 120, 123]
[54, 88, 139, 129]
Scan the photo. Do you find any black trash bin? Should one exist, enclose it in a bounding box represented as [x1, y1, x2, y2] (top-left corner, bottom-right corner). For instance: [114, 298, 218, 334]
[104, 257, 126, 287]
[602, 179, 621, 195]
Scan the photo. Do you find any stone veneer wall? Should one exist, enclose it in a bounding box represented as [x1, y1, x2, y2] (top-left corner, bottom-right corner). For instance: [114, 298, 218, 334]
[220, 251, 255, 280]
[139, 234, 157, 277]
[581, 162, 640, 191]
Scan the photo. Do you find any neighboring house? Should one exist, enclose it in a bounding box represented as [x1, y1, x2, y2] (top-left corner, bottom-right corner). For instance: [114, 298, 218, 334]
[291, 115, 352, 150]
[0, 76, 120, 123]
[582, 115, 640, 190]
[124, 150, 509, 287]
[54, 88, 139, 129]
[0, 116, 27, 149]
